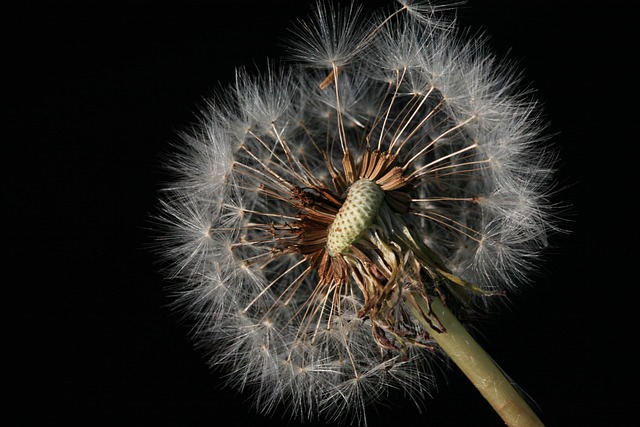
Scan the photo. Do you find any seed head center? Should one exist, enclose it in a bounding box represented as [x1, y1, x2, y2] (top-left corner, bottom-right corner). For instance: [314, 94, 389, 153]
[326, 179, 385, 257]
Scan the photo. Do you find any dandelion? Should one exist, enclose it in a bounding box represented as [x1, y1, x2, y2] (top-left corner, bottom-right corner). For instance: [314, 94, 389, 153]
[155, 1, 559, 426]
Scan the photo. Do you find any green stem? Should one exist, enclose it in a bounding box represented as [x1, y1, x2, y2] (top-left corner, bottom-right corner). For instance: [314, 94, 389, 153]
[410, 296, 545, 427]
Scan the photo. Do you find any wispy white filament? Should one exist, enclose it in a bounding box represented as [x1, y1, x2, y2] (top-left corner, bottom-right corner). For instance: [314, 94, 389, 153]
[155, 1, 559, 425]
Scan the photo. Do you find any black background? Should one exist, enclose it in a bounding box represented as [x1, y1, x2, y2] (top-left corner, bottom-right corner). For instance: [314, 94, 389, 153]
[10, 1, 630, 426]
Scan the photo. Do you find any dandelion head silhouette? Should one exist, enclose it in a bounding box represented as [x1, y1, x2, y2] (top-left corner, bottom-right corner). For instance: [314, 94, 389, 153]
[156, 1, 558, 425]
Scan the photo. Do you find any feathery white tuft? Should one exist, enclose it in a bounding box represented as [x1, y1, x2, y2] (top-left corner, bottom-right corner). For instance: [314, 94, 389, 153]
[155, 1, 560, 425]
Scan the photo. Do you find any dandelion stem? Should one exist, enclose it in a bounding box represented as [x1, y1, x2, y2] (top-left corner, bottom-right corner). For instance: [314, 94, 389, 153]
[410, 296, 545, 427]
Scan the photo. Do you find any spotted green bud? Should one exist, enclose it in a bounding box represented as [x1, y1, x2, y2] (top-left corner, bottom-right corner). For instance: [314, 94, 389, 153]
[327, 179, 385, 256]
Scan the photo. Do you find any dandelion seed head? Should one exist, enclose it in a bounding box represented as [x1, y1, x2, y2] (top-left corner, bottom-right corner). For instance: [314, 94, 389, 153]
[155, 1, 560, 425]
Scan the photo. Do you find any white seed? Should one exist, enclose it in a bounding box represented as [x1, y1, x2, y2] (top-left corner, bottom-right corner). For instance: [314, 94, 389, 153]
[326, 179, 384, 256]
